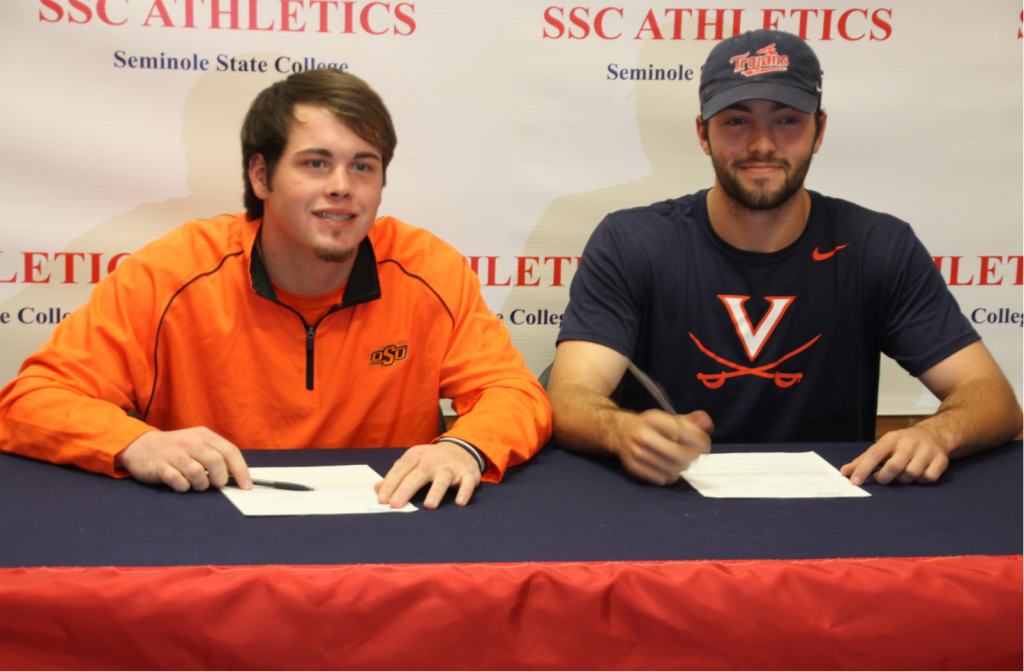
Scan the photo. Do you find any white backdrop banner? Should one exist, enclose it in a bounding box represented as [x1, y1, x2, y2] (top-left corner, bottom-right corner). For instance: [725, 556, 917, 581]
[1, 1, 1021, 415]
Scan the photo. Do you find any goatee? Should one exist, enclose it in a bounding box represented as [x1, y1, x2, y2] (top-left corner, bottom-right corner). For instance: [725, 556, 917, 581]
[313, 245, 355, 263]
[712, 151, 813, 211]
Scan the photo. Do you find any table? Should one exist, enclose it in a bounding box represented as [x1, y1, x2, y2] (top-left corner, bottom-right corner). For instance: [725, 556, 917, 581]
[1, 442, 1021, 669]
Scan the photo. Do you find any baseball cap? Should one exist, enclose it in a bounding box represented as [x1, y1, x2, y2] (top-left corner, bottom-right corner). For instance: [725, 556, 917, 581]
[699, 30, 822, 119]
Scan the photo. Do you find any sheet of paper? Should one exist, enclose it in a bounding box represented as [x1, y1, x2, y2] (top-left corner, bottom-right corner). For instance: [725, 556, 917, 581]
[220, 465, 418, 516]
[680, 452, 870, 498]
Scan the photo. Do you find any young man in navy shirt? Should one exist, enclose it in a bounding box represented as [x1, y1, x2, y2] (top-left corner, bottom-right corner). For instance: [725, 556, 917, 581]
[548, 30, 1021, 486]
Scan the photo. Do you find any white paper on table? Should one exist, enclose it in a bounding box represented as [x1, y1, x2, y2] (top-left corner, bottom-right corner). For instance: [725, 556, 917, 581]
[219, 465, 418, 516]
[680, 452, 870, 498]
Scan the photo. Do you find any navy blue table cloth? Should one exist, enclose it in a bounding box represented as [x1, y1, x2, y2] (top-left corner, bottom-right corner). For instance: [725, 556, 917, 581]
[2, 441, 1020, 568]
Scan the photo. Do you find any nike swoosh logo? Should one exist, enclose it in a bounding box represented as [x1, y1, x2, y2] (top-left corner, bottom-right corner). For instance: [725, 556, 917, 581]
[812, 243, 850, 261]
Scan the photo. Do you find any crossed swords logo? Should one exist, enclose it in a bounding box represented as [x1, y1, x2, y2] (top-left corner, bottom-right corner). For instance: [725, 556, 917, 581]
[690, 295, 820, 389]
[690, 332, 820, 389]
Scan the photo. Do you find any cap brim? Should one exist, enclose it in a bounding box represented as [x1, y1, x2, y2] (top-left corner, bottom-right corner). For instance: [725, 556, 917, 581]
[702, 81, 819, 119]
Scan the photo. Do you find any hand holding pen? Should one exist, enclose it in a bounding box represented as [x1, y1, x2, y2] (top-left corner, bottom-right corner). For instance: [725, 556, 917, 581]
[611, 360, 714, 485]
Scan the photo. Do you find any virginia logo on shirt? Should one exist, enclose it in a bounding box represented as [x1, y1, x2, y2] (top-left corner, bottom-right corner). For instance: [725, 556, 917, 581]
[369, 344, 409, 367]
[730, 44, 789, 78]
[689, 295, 819, 389]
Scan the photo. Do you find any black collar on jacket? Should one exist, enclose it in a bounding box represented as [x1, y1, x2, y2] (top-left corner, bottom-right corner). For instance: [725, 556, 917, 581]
[249, 229, 383, 311]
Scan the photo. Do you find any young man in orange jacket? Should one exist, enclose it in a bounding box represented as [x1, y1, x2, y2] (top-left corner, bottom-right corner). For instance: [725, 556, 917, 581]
[0, 69, 552, 509]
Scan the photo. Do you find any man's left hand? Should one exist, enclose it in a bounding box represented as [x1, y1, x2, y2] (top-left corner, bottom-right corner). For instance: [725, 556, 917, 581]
[374, 442, 482, 509]
[840, 426, 950, 486]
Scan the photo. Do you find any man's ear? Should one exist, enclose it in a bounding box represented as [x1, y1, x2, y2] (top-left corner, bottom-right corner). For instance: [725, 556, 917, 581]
[812, 112, 827, 154]
[695, 116, 712, 157]
[249, 154, 269, 199]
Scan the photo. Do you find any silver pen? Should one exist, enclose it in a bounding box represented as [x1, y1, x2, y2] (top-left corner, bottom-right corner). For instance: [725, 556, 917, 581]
[627, 359, 678, 416]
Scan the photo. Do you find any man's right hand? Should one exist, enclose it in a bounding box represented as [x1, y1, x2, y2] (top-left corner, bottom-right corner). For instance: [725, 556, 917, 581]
[549, 340, 715, 485]
[115, 427, 252, 492]
[612, 409, 714, 485]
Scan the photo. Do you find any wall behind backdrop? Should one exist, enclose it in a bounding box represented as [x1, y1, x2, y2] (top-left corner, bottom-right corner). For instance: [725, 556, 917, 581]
[1, 0, 1021, 415]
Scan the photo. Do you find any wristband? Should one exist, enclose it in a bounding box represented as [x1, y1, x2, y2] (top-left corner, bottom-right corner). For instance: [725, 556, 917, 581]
[434, 438, 487, 474]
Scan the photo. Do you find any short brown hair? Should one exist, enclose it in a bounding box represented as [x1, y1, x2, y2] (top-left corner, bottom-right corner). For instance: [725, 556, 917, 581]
[241, 69, 397, 220]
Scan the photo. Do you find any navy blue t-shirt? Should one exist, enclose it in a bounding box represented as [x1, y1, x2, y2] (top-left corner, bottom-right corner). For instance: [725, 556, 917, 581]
[557, 190, 979, 442]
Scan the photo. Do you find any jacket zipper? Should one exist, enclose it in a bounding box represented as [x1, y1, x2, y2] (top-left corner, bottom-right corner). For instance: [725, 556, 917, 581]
[306, 325, 316, 391]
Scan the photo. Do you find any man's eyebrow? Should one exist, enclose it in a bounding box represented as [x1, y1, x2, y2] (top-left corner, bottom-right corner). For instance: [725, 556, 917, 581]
[294, 148, 382, 162]
[296, 147, 332, 157]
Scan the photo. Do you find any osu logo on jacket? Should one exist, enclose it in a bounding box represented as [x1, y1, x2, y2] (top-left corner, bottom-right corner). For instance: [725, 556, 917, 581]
[370, 344, 409, 367]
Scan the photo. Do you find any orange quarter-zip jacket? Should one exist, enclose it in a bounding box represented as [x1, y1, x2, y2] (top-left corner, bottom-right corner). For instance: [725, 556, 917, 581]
[0, 214, 552, 480]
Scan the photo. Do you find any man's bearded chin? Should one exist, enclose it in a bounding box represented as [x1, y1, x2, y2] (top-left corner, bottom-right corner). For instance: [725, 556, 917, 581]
[713, 152, 813, 211]
[313, 245, 355, 263]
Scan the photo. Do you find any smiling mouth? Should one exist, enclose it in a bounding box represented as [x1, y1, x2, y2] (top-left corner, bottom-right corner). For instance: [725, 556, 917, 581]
[737, 164, 787, 181]
[315, 212, 355, 222]
[738, 158, 789, 170]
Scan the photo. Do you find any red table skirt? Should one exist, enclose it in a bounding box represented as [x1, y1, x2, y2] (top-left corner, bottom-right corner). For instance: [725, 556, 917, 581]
[1, 555, 1020, 670]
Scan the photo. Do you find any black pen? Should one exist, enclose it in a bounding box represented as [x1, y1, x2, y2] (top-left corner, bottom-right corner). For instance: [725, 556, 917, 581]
[227, 475, 315, 491]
